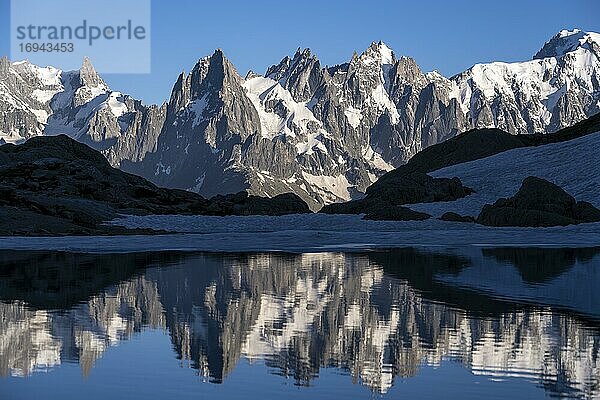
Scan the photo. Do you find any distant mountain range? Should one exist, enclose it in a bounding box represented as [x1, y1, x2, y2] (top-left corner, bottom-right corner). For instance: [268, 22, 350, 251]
[1, 29, 599, 209]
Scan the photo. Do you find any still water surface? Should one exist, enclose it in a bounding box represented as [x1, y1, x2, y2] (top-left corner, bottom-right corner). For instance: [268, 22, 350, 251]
[0, 247, 599, 399]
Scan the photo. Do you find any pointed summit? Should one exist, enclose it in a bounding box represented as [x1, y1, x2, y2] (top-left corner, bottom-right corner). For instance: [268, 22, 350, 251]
[205, 48, 244, 89]
[359, 41, 395, 66]
[293, 47, 312, 58]
[185, 48, 244, 99]
[534, 29, 600, 59]
[266, 55, 291, 80]
[265, 47, 323, 102]
[0, 56, 9, 74]
[79, 57, 105, 88]
[245, 70, 260, 80]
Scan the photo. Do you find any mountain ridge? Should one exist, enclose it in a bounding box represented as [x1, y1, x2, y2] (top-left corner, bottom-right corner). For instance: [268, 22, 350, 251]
[1, 29, 599, 210]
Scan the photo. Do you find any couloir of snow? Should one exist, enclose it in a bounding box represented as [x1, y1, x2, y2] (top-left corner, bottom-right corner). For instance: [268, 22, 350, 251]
[243, 75, 328, 145]
[410, 130, 600, 217]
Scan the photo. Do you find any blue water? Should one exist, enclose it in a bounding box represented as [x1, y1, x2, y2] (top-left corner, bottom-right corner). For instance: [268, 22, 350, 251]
[0, 247, 598, 399]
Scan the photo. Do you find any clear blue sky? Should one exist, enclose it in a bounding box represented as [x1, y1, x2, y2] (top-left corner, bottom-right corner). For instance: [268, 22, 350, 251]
[1, 0, 598, 104]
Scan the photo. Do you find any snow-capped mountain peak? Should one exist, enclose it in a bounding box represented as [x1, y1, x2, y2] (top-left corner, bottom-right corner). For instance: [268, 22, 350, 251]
[360, 41, 396, 66]
[2, 30, 599, 210]
[534, 29, 600, 59]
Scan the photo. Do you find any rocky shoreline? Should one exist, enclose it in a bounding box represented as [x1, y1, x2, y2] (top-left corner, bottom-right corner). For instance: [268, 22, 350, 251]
[0, 135, 310, 236]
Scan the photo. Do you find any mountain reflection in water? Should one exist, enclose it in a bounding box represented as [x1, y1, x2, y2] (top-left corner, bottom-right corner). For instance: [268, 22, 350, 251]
[0, 247, 598, 398]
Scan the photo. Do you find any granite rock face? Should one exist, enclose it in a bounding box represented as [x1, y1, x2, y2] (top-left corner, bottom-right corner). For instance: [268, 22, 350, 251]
[477, 176, 600, 227]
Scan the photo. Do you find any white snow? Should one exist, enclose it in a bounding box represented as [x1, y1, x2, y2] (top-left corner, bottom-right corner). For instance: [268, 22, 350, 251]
[411, 130, 600, 218]
[0, 128, 25, 144]
[244, 76, 326, 141]
[31, 89, 59, 104]
[189, 94, 208, 127]
[295, 131, 328, 155]
[450, 57, 560, 120]
[302, 172, 351, 202]
[361, 42, 395, 66]
[10, 61, 62, 87]
[344, 106, 363, 128]
[87, 85, 108, 99]
[370, 83, 400, 124]
[105, 92, 128, 118]
[377, 42, 395, 65]
[363, 145, 394, 172]
[545, 29, 600, 58]
[30, 109, 49, 124]
[31, 65, 62, 87]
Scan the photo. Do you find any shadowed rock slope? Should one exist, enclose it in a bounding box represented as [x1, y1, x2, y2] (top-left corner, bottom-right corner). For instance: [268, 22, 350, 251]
[321, 113, 600, 217]
[393, 112, 600, 177]
[0, 135, 310, 236]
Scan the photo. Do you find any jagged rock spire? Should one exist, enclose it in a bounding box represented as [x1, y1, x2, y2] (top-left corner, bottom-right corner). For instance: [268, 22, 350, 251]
[79, 57, 105, 88]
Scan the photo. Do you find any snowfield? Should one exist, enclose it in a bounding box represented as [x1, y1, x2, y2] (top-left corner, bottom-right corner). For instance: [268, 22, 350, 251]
[411, 130, 600, 217]
[0, 213, 598, 253]
[0, 129, 598, 253]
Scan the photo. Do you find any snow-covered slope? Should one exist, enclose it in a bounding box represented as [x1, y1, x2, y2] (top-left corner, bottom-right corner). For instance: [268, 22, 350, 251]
[0, 59, 62, 142]
[0, 57, 165, 165]
[448, 28, 600, 133]
[411, 130, 600, 217]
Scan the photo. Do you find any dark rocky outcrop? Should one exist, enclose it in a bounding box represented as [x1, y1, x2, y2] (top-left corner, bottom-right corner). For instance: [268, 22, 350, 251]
[439, 212, 475, 223]
[365, 172, 474, 203]
[202, 192, 310, 216]
[477, 177, 600, 227]
[0, 135, 310, 236]
[321, 172, 472, 215]
[394, 128, 527, 176]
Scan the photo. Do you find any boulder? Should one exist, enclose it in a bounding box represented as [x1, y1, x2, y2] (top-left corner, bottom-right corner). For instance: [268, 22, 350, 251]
[477, 177, 600, 227]
[439, 212, 475, 223]
[365, 172, 474, 204]
[321, 172, 473, 215]
[210, 192, 311, 216]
